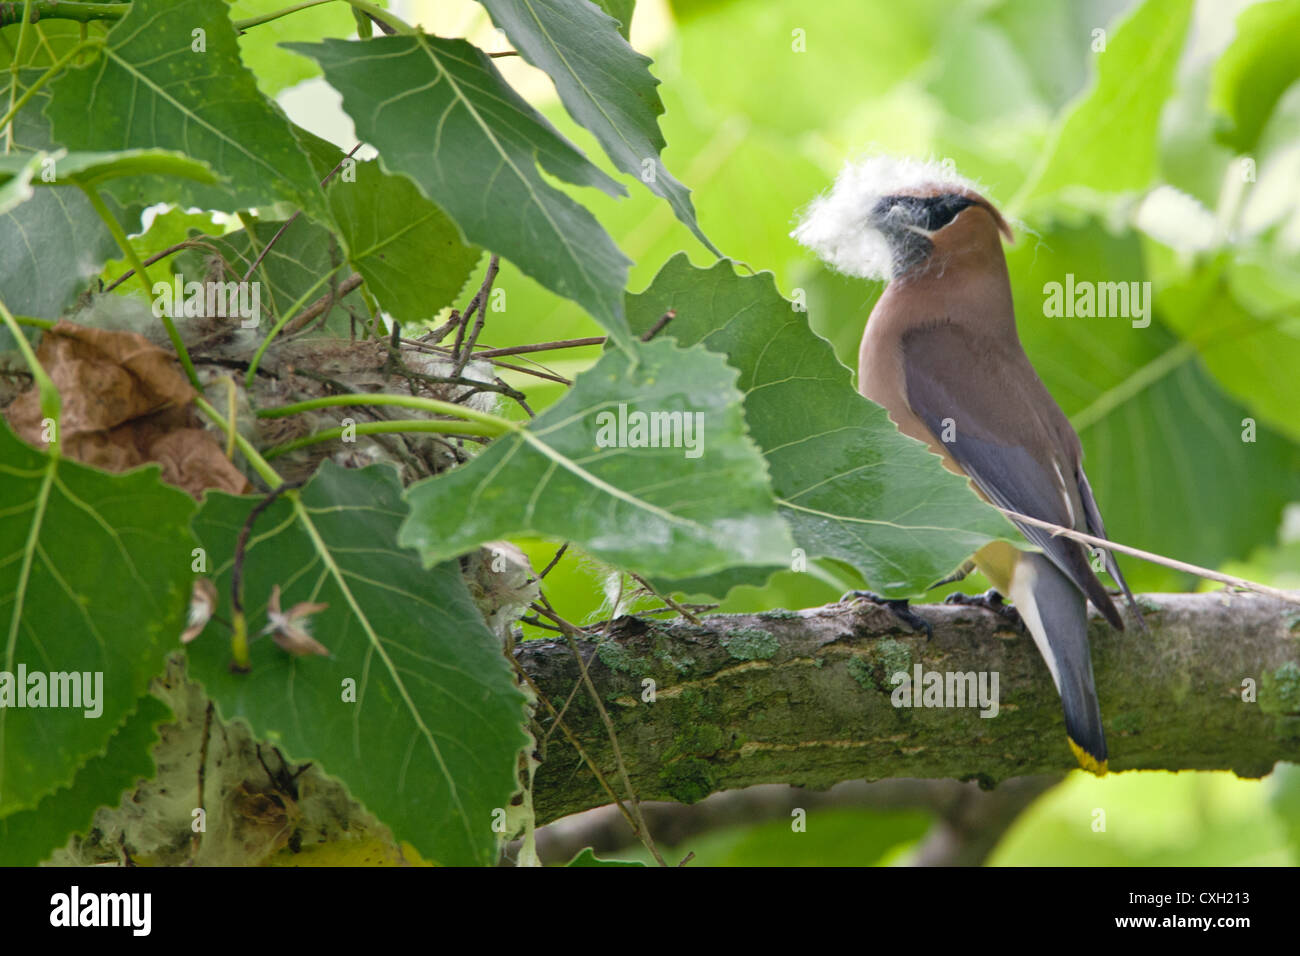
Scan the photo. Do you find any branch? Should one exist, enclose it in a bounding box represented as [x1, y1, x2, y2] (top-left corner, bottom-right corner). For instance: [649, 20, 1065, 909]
[519, 776, 1058, 866]
[516, 591, 1300, 825]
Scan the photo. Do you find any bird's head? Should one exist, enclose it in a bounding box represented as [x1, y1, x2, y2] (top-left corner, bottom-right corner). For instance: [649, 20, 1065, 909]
[792, 156, 1014, 282]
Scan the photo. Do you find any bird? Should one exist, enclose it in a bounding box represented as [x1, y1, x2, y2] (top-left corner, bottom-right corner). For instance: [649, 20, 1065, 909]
[792, 156, 1143, 774]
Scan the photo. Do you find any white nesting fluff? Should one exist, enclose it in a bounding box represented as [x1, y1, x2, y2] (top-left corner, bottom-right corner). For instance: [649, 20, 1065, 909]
[791, 156, 982, 281]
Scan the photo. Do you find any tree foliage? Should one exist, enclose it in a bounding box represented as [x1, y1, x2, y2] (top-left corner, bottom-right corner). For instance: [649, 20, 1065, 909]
[1, 0, 1298, 866]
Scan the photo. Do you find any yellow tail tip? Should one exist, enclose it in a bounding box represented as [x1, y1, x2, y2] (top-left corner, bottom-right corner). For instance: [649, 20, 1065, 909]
[1068, 737, 1108, 776]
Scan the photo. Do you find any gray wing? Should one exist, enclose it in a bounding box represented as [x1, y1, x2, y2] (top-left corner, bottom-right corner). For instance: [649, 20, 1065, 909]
[901, 321, 1124, 630]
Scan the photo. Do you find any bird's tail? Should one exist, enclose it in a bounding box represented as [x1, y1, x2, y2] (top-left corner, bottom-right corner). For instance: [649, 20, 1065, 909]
[1008, 551, 1108, 775]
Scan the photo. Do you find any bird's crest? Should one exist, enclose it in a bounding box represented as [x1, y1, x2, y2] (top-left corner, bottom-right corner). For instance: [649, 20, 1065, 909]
[792, 156, 1009, 280]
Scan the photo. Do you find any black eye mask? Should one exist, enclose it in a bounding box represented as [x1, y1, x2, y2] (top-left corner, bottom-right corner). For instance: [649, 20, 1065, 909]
[873, 193, 976, 232]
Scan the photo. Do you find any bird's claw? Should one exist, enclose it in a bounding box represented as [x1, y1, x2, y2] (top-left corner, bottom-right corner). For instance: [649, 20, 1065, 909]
[841, 590, 933, 640]
[944, 589, 1023, 629]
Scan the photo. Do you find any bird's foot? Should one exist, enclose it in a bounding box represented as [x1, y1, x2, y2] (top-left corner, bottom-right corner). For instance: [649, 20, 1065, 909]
[944, 589, 1023, 629]
[841, 590, 933, 640]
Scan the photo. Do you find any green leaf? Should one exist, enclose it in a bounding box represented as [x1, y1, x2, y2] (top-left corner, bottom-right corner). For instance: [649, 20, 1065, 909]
[0, 421, 196, 817]
[0, 149, 218, 189]
[625, 256, 1011, 597]
[1269, 761, 1300, 864]
[592, 0, 636, 38]
[399, 337, 796, 578]
[1210, 0, 1300, 153]
[0, 71, 141, 319]
[324, 158, 482, 324]
[229, 0, 369, 96]
[0, 19, 108, 70]
[0, 153, 39, 216]
[45, 0, 325, 217]
[286, 35, 636, 351]
[0, 694, 171, 865]
[0, 186, 126, 318]
[187, 462, 529, 867]
[564, 846, 646, 866]
[1157, 258, 1300, 445]
[1015, 0, 1193, 205]
[476, 0, 717, 254]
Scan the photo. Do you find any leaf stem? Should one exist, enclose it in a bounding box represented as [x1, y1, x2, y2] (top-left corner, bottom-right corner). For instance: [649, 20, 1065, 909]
[232, 0, 338, 31]
[0, 37, 105, 135]
[194, 396, 283, 489]
[255, 392, 516, 434]
[0, 2, 127, 26]
[343, 0, 412, 35]
[79, 184, 201, 388]
[263, 419, 499, 460]
[0, 294, 59, 434]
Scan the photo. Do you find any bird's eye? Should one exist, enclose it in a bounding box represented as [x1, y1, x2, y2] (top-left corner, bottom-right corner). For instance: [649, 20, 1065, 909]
[923, 195, 976, 231]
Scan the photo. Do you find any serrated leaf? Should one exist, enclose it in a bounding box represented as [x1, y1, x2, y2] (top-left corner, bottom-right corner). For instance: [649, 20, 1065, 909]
[187, 462, 529, 867]
[1015, 0, 1193, 205]
[0, 421, 196, 817]
[324, 158, 481, 324]
[45, 0, 324, 217]
[0, 694, 171, 865]
[286, 35, 636, 351]
[399, 337, 796, 577]
[1210, 0, 1300, 153]
[294, 127, 480, 323]
[476, 0, 717, 254]
[625, 256, 1011, 597]
[229, 0, 369, 96]
[591, 0, 636, 38]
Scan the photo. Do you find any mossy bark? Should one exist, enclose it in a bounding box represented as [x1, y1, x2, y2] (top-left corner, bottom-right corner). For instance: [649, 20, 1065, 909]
[518, 591, 1300, 825]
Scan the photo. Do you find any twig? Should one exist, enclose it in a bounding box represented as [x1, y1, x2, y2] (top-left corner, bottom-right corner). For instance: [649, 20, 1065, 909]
[998, 508, 1300, 606]
[284, 272, 363, 335]
[535, 542, 569, 580]
[629, 572, 701, 625]
[533, 594, 668, 866]
[472, 337, 605, 359]
[507, 657, 642, 844]
[400, 338, 574, 385]
[452, 255, 500, 379]
[641, 309, 676, 342]
[230, 481, 303, 671]
[241, 143, 364, 283]
[104, 238, 228, 292]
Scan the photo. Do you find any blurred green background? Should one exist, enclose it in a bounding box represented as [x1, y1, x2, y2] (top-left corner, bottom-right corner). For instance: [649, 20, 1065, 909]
[128, 0, 1300, 864]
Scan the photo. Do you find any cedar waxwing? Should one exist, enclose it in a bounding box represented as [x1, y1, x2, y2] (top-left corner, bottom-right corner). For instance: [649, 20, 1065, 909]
[793, 157, 1143, 774]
